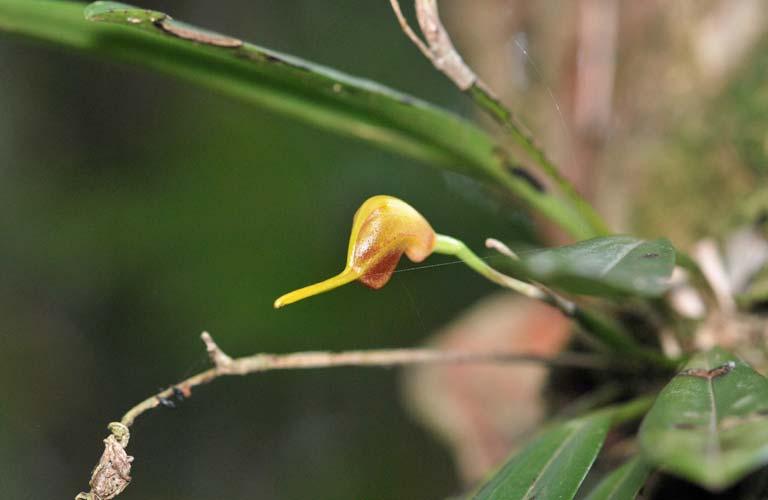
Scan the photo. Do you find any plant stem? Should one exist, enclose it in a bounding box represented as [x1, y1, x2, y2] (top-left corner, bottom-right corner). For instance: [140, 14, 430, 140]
[433, 234, 674, 368]
[434, 234, 548, 300]
[388, 0, 609, 237]
[468, 84, 611, 236]
[573, 308, 676, 368]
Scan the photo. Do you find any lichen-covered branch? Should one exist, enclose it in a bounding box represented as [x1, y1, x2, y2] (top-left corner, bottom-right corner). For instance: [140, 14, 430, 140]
[75, 332, 614, 499]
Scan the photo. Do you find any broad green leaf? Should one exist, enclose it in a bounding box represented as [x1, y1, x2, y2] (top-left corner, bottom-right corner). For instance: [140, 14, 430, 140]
[474, 414, 611, 500]
[583, 457, 652, 500]
[0, 0, 598, 240]
[639, 348, 768, 490]
[498, 236, 675, 297]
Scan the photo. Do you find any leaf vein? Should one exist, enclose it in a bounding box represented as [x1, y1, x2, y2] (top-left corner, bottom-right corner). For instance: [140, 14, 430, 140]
[598, 240, 643, 277]
[706, 376, 722, 463]
[519, 421, 585, 499]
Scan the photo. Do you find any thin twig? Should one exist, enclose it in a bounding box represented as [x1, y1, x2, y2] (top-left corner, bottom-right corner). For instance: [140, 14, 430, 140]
[390, 0, 478, 90]
[77, 332, 615, 499]
[127, 332, 611, 426]
[388, 0, 432, 59]
[387, 0, 609, 237]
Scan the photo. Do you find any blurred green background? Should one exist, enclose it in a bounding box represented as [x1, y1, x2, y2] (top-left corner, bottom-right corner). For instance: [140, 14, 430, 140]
[0, 1, 532, 498]
[4, 0, 768, 498]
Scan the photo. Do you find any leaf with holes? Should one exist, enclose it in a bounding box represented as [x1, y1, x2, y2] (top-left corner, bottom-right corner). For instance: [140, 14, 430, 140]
[639, 348, 768, 490]
[495, 235, 676, 297]
[583, 457, 652, 500]
[473, 413, 611, 500]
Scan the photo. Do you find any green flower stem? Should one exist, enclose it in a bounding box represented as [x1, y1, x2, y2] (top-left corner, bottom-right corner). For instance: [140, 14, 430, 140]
[434, 234, 548, 300]
[434, 234, 673, 368]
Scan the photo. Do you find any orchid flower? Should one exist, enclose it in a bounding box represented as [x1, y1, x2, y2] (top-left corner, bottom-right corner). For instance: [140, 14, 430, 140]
[274, 195, 541, 308]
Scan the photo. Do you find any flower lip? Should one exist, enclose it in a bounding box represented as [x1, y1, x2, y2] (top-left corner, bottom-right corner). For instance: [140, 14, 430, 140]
[274, 195, 436, 308]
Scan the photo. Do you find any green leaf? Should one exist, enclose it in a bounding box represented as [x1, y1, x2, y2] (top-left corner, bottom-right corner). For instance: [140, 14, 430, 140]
[473, 414, 611, 500]
[0, 0, 599, 240]
[583, 457, 652, 500]
[83, 1, 164, 24]
[501, 236, 676, 297]
[639, 348, 768, 491]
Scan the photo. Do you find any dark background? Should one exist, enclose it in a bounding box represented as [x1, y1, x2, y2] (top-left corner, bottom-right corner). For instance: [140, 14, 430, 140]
[4, 0, 768, 498]
[0, 1, 532, 498]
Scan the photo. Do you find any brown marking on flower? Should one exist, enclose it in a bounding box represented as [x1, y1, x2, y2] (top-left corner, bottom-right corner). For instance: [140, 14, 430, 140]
[274, 196, 437, 308]
[359, 251, 402, 289]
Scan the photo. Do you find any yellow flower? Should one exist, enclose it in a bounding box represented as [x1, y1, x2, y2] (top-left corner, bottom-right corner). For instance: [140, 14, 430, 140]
[274, 195, 436, 308]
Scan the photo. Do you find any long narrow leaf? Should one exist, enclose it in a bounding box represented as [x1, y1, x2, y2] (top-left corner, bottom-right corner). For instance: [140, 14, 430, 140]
[639, 348, 768, 490]
[583, 457, 652, 500]
[0, 0, 597, 239]
[473, 414, 611, 500]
